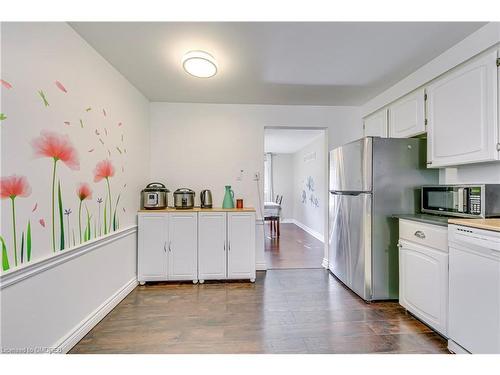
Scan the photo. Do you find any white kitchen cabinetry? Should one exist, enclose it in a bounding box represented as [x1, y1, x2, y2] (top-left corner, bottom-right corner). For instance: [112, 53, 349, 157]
[398, 219, 448, 337]
[168, 212, 198, 282]
[426, 49, 499, 168]
[138, 210, 256, 284]
[227, 212, 256, 281]
[138, 214, 168, 283]
[388, 88, 426, 138]
[363, 108, 388, 138]
[198, 212, 227, 281]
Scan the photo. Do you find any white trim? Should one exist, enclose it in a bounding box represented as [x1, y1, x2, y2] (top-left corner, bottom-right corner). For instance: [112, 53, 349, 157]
[55, 277, 138, 353]
[1, 225, 137, 289]
[322, 257, 329, 269]
[280, 218, 294, 224]
[290, 219, 324, 243]
[447, 340, 469, 354]
[256, 261, 267, 271]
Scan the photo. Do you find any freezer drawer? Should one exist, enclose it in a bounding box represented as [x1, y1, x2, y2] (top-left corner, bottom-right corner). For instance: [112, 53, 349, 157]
[329, 192, 372, 300]
[329, 137, 372, 192]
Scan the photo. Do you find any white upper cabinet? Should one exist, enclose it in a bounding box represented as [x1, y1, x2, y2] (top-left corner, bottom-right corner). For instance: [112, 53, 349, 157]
[138, 215, 168, 282]
[388, 88, 426, 138]
[227, 212, 256, 280]
[198, 212, 227, 281]
[168, 212, 198, 281]
[426, 49, 499, 168]
[363, 108, 388, 138]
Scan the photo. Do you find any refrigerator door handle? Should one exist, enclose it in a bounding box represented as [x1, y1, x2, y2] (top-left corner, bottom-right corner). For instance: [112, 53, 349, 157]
[330, 190, 370, 196]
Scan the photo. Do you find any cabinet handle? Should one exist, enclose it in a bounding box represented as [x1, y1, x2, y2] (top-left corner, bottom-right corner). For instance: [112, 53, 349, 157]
[224, 242, 226, 252]
[414, 230, 426, 239]
[163, 242, 167, 253]
[228, 241, 231, 251]
[168, 241, 172, 252]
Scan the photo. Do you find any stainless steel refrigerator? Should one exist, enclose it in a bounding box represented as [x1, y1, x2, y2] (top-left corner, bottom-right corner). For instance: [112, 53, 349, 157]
[328, 137, 438, 301]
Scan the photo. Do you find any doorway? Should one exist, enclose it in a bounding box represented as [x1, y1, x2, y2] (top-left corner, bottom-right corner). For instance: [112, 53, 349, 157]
[263, 128, 328, 269]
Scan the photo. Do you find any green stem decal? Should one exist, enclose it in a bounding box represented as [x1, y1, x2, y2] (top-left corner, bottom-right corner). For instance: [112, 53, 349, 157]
[51, 158, 58, 252]
[112, 193, 121, 232]
[10, 197, 18, 267]
[103, 196, 108, 235]
[106, 178, 112, 233]
[85, 205, 91, 242]
[27, 221, 32, 262]
[78, 200, 83, 243]
[58, 180, 65, 251]
[1, 236, 9, 271]
[20, 231, 25, 264]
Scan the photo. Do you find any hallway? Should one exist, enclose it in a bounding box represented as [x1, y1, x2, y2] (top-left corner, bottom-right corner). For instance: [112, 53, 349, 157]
[70, 269, 448, 354]
[264, 223, 324, 269]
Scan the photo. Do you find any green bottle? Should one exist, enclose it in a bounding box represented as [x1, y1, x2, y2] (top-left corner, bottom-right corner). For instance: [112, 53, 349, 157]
[222, 185, 235, 209]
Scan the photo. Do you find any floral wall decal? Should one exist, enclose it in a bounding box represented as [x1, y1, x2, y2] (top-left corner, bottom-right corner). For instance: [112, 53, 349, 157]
[94, 159, 115, 235]
[32, 131, 80, 252]
[38, 90, 49, 107]
[77, 183, 92, 243]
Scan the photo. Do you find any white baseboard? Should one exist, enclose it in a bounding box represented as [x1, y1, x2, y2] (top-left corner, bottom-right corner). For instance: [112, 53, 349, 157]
[280, 218, 294, 224]
[256, 261, 267, 271]
[289, 219, 324, 243]
[447, 340, 469, 354]
[322, 257, 329, 269]
[55, 277, 138, 353]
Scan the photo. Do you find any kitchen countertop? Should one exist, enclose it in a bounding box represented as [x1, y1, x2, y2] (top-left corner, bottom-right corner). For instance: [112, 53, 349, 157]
[448, 218, 500, 232]
[138, 207, 256, 213]
[393, 213, 450, 227]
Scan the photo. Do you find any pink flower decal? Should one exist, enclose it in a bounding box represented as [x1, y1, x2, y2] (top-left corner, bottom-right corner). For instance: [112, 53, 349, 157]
[32, 131, 80, 170]
[118, 122, 123, 127]
[32, 203, 38, 212]
[39, 219, 46, 228]
[1, 79, 13, 89]
[93, 159, 115, 182]
[55, 81, 67, 93]
[0, 175, 32, 199]
[77, 183, 92, 201]
[64, 121, 70, 126]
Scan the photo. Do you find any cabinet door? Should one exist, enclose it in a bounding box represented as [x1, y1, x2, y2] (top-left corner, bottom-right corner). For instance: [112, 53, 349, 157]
[227, 212, 256, 280]
[138, 214, 168, 282]
[399, 240, 448, 336]
[168, 212, 198, 281]
[389, 88, 426, 138]
[198, 212, 227, 280]
[426, 49, 499, 168]
[363, 108, 388, 137]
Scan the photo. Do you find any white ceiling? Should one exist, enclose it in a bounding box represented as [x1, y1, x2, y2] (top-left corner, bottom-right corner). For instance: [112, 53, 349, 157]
[70, 22, 485, 106]
[265, 129, 324, 154]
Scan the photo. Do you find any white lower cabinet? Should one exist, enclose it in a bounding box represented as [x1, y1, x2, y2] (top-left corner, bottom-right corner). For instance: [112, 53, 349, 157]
[227, 212, 256, 280]
[198, 212, 227, 281]
[168, 212, 198, 281]
[398, 220, 448, 337]
[138, 210, 256, 284]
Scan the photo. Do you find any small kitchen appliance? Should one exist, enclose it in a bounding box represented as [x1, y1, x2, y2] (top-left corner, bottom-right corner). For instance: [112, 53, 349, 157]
[421, 184, 500, 218]
[200, 189, 213, 208]
[141, 182, 169, 209]
[173, 188, 195, 209]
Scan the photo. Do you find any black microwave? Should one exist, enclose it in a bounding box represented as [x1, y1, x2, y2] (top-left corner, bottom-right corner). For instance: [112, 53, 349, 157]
[421, 185, 500, 218]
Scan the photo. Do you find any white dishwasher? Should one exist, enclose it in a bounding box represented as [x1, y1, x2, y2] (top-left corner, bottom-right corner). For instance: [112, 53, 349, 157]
[448, 224, 500, 354]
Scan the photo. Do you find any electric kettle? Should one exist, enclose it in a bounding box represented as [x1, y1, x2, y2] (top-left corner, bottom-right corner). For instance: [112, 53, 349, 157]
[200, 190, 213, 208]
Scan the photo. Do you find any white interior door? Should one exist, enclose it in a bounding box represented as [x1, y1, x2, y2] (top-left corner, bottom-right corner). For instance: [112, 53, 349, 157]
[138, 215, 168, 281]
[198, 212, 227, 280]
[168, 212, 198, 281]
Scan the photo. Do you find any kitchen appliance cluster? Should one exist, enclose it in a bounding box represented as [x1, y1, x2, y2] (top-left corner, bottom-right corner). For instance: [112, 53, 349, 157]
[141, 184, 226, 210]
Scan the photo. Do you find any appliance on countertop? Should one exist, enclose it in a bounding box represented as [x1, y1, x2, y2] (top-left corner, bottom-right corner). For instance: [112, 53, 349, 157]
[448, 224, 500, 353]
[421, 184, 500, 219]
[173, 188, 195, 209]
[329, 137, 438, 301]
[141, 182, 169, 210]
[200, 189, 213, 208]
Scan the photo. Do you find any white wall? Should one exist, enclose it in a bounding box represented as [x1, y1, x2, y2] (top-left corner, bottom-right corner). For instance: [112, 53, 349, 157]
[0, 22, 149, 352]
[150, 102, 362, 268]
[271, 154, 294, 221]
[292, 135, 326, 240]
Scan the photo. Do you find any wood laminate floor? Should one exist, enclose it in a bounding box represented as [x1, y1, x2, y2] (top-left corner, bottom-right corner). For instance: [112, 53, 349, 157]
[70, 269, 449, 354]
[264, 223, 324, 269]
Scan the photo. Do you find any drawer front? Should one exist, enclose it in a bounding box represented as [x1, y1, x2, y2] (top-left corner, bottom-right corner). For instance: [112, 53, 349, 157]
[399, 219, 448, 252]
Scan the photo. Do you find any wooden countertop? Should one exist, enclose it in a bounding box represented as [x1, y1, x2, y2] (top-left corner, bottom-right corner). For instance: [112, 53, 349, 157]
[448, 218, 500, 232]
[138, 207, 256, 213]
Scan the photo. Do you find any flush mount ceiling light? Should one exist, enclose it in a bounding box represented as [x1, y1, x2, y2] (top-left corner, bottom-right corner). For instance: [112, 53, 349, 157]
[182, 50, 218, 78]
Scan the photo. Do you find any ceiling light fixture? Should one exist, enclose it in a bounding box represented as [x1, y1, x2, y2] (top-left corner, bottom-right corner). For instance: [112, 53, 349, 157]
[182, 50, 218, 78]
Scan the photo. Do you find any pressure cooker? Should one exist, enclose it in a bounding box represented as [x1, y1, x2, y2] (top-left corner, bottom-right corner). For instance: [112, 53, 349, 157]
[141, 183, 169, 209]
[173, 188, 195, 209]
